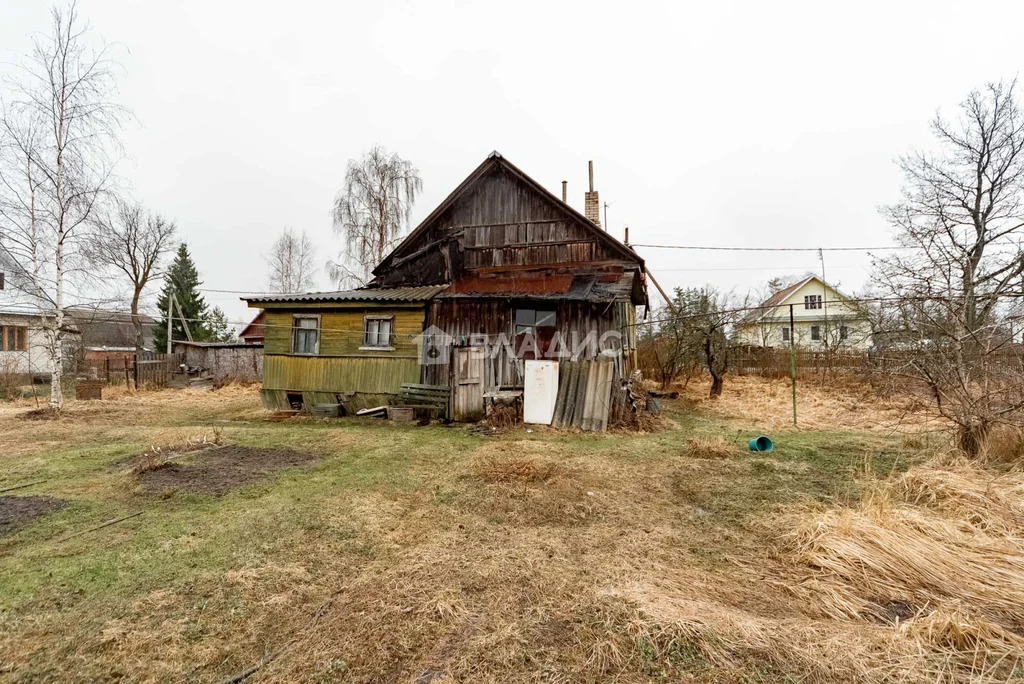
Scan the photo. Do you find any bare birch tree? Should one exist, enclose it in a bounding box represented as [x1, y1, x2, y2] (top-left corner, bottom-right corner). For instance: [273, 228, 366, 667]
[87, 199, 176, 351]
[874, 79, 1024, 455]
[266, 227, 316, 293]
[328, 145, 422, 287]
[0, 3, 124, 410]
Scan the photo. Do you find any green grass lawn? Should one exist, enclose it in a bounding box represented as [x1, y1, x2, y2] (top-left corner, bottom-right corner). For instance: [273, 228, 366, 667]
[0, 385, 922, 682]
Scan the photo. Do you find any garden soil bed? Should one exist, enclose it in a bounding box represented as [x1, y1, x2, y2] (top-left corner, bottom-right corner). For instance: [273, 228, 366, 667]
[0, 496, 67, 535]
[136, 446, 318, 496]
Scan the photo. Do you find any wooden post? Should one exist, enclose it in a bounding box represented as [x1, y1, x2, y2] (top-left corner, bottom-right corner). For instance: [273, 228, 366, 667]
[789, 304, 797, 426]
[165, 293, 173, 354]
[646, 270, 678, 314]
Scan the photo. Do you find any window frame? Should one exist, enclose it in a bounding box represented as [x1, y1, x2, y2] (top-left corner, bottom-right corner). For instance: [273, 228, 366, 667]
[804, 294, 822, 310]
[514, 307, 558, 359]
[360, 315, 395, 351]
[781, 327, 790, 343]
[0, 325, 28, 352]
[810, 325, 821, 341]
[840, 325, 849, 341]
[290, 314, 321, 356]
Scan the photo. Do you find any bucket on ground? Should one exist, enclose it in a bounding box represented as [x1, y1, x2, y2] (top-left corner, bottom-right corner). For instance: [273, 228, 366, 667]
[748, 435, 773, 452]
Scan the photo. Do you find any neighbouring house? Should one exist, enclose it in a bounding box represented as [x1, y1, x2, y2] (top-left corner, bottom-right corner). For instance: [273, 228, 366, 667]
[66, 308, 158, 373]
[0, 254, 81, 380]
[239, 311, 266, 345]
[733, 275, 872, 350]
[244, 152, 648, 422]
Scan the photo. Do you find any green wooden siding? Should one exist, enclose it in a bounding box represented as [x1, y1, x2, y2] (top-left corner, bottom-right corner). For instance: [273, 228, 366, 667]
[256, 305, 426, 401]
[263, 354, 420, 394]
[262, 307, 424, 357]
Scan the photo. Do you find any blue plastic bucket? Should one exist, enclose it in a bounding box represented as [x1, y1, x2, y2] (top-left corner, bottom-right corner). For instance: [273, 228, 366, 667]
[748, 435, 773, 452]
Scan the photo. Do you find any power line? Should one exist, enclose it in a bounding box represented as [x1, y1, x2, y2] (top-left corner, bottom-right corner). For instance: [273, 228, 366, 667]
[631, 244, 908, 252]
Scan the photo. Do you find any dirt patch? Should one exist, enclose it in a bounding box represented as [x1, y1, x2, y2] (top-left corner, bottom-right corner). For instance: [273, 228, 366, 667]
[136, 446, 318, 496]
[0, 495, 67, 535]
[113, 440, 213, 472]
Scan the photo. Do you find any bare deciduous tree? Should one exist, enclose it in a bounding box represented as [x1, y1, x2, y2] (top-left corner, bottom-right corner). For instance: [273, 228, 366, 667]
[88, 199, 176, 351]
[328, 145, 422, 287]
[874, 79, 1024, 455]
[266, 227, 316, 293]
[0, 3, 124, 411]
[638, 287, 737, 397]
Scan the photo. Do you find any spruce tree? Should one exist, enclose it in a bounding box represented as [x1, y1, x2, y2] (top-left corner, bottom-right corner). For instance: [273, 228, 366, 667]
[154, 244, 211, 351]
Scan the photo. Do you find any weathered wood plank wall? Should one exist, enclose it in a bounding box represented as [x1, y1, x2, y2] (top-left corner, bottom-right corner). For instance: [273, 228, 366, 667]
[425, 299, 635, 389]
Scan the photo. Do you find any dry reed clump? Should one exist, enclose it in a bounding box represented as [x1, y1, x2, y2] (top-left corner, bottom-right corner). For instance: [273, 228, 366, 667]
[980, 424, 1024, 464]
[760, 459, 1024, 680]
[466, 444, 602, 526]
[130, 452, 175, 475]
[471, 456, 559, 484]
[682, 435, 735, 459]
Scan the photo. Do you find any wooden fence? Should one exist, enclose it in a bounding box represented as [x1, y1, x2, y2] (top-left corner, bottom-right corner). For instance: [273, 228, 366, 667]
[97, 352, 181, 387]
[730, 347, 1024, 378]
[730, 347, 875, 378]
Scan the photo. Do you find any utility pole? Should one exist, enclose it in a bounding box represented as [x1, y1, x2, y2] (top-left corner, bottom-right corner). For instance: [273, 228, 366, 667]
[819, 248, 829, 343]
[789, 303, 797, 426]
[165, 291, 173, 354]
[172, 292, 194, 342]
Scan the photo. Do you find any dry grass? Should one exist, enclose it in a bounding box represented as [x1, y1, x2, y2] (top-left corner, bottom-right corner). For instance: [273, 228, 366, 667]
[471, 455, 559, 484]
[482, 403, 520, 432]
[2, 380, 1020, 682]
[981, 424, 1024, 464]
[679, 374, 941, 433]
[682, 435, 736, 459]
[755, 459, 1024, 681]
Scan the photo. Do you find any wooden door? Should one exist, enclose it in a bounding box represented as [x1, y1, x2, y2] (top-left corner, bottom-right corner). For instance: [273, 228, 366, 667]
[453, 346, 485, 421]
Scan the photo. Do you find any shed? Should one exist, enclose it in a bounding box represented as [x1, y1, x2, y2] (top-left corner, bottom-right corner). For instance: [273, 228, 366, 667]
[173, 341, 265, 385]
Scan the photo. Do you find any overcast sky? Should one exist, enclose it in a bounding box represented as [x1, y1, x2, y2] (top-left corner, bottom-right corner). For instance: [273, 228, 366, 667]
[3, 0, 1023, 327]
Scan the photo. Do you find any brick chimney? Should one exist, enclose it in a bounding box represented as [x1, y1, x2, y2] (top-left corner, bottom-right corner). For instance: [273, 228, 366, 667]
[584, 160, 601, 228]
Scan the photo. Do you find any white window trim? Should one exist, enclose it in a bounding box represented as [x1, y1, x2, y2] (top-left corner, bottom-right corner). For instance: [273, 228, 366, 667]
[291, 314, 321, 356]
[359, 315, 395, 351]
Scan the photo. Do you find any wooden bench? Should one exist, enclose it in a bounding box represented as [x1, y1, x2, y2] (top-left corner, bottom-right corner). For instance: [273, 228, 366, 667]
[394, 383, 451, 419]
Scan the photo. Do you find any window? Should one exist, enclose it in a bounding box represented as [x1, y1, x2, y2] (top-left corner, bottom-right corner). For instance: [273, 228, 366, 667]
[781, 327, 790, 342]
[0, 271, 5, 290]
[840, 325, 849, 341]
[810, 325, 821, 341]
[291, 316, 320, 355]
[515, 308, 557, 358]
[0, 325, 27, 351]
[804, 295, 822, 310]
[362, 316, 394, 349]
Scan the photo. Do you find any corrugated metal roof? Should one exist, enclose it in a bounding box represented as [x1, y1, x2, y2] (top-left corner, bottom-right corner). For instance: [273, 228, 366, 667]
[244, 285, 448, 304]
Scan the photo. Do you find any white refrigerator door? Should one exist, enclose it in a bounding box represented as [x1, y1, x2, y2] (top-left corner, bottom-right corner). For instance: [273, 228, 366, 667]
[523, 360, 559, 425]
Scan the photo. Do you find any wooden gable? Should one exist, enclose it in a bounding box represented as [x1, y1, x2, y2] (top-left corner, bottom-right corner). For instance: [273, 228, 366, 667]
[371, 153, 644, 296]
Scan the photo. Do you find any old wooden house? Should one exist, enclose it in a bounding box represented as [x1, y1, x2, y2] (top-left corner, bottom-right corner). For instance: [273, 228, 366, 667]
[245, 152, 647, 424]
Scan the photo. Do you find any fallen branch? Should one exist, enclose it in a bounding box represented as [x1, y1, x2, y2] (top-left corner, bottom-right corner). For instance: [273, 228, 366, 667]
[56, 511, 145, 543]
[0, 480, 47, 494]
[215, 597, 336, 684]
